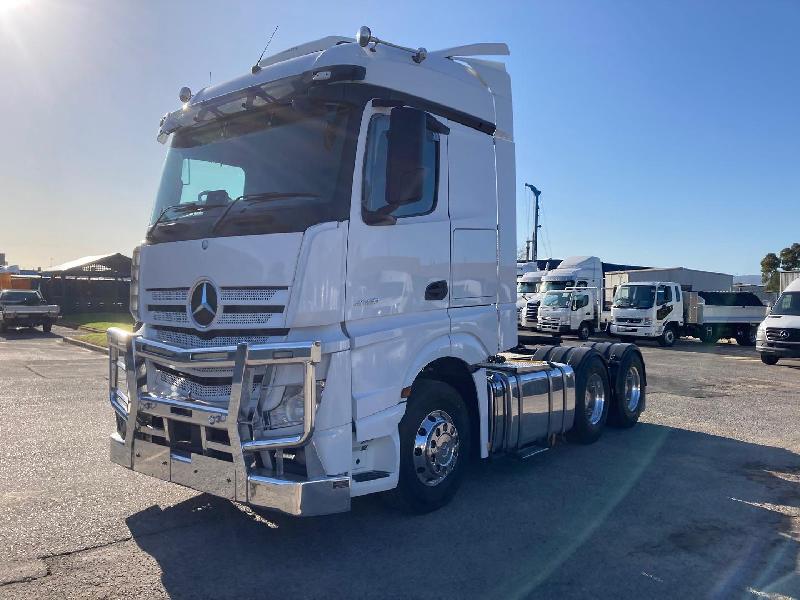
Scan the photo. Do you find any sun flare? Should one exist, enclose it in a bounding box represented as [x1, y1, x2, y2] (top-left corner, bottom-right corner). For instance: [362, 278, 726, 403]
[0, 0, 29, 14]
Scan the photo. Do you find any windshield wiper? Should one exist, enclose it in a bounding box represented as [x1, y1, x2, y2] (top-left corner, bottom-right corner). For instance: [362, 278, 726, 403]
[211, 192, 320, 233]
[147, 202, 222, 238]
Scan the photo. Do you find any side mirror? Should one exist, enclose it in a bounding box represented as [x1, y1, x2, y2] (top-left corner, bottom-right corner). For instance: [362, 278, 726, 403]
[386, 107, 427, 208]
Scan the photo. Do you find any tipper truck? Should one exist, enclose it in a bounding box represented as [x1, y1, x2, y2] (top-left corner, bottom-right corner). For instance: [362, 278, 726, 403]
[106, 27, 647, 516]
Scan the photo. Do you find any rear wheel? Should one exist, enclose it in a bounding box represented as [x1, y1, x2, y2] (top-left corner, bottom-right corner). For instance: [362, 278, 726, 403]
[609, 352, 645, 427]
[569, 354, 611, 444]
[735, 327, 756, 346]
[386, 379, 470, 513]
[42, 321, 52, 333]
[761, 354, 779, 365]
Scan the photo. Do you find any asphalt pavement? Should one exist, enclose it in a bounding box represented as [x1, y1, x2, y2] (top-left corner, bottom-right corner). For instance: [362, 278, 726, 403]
[1, 327, 799, 599]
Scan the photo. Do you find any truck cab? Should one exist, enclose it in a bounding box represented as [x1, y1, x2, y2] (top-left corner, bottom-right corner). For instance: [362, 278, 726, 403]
[610, 282, 683, 346]
[516, 270, 543, 325]
[757, 278, 800, 365]
[538, 287, 598, 340]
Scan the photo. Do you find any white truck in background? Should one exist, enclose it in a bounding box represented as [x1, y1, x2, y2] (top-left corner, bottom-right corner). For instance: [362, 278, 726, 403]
[757, 278, 800, 365]
[106, 27, 648, 517]
[516, 269, 545, 325]
[521, 256, 646, 331]
[537, 287, 600, 340]
[610, 282, 767, 347]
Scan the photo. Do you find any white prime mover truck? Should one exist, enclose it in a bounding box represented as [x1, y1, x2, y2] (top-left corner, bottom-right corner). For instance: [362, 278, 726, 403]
[106, 27, 647, 516]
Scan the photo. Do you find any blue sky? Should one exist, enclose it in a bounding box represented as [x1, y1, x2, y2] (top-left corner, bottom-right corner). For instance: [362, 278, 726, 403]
[0, 0, 797, 274]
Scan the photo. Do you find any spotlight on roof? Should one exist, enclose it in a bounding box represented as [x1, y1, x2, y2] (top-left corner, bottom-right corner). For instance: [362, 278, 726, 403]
[179, 87, 192, 103]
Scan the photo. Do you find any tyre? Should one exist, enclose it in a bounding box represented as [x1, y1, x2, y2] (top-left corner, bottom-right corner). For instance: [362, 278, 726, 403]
[761, 354, 779, 365]
[577, 322, 591, 341]
[697, 325, 718, 345]
[568, 353, 611, 444]
[609, 351, 645, 428]
[735, 327, 756, 347]
[658, 325, 677, 347]
[42, 321, 52, 333]
[387, 379, 470, 513]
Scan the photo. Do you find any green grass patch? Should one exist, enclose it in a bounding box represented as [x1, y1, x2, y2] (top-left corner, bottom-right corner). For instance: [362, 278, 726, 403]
[75, 331, 114, 348]
[62, 312, 134, 332]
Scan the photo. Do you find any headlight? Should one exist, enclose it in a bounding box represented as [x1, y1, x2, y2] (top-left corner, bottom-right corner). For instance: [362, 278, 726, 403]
[643, 317, 652, 325]
[269, 385, 305, 429]
[129, 245, 141, 322]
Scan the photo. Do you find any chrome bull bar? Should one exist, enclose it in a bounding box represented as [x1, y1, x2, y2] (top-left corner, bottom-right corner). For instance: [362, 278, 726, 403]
[106, 327, 350, 516]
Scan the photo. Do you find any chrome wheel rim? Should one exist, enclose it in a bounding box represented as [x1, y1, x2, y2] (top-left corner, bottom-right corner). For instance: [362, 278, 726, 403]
[413, 410, 459, 487]
[585, 373, 606, 426]
[624, 365, 641, 412]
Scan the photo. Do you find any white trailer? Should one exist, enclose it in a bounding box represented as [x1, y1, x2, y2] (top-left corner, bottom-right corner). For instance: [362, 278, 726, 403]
[105, 27, 648, 517]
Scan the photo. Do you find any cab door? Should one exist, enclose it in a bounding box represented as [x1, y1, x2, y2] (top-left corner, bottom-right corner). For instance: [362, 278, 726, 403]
[655, 284, 676, 325]
[572, 292, 592, 329]
[344, 102, 451, 420]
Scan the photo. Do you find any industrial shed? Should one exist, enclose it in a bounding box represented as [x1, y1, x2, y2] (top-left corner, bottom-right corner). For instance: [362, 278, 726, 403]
[39, 253, 131, 315]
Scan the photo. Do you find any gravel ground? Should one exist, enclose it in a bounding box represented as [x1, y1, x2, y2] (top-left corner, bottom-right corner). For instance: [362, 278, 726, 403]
[1, 327, 799, 599]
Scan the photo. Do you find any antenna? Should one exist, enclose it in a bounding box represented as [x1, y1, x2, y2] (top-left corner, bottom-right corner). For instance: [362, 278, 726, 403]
[252, 25, 279, 74]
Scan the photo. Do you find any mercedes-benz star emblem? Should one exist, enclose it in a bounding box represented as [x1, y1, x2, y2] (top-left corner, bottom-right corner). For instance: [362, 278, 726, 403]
[190, 281, 218, 328]
[779, 330, 790, 339]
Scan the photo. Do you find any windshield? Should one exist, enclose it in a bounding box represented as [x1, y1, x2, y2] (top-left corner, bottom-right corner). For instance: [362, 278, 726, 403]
[613, 285, 656, 309]
[517, 281, 540, 294]
[149, 100, 356, 242]
[771, 291, 800, 316]
[542, 291, 572, 308]
[540, 280, 574, 293]
[0, 291, 43, 305]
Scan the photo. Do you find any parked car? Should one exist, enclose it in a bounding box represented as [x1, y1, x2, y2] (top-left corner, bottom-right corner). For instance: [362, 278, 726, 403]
[0, 289, 60, 333]
[757, 278, 800, 365]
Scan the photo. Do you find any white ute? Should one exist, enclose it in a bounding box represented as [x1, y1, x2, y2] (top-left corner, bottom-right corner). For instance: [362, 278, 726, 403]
[106, 27, 647, 516]
[757, 278, 800, 365]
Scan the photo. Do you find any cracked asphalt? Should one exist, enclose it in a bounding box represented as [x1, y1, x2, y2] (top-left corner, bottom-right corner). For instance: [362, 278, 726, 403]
[1, 327, 799, 599]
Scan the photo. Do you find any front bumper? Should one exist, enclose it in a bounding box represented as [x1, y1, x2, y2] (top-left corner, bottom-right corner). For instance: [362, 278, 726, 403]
[757, 340, 800, 358]
[107, 328, 350, 516]
[610, 323, 657, 337]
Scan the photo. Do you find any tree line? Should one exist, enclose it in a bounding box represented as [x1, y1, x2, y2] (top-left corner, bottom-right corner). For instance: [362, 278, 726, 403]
[761, 243, 800, 292]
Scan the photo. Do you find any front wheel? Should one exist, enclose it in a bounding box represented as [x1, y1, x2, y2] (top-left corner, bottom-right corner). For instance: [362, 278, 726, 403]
[761, 354, 780, 365]
[386, 379, 470, 513]
[577, 322, 591, 341]
[658, 326, 677, 347]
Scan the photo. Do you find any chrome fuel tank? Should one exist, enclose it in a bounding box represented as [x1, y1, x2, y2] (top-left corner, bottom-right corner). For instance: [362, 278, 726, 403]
[482, 360, 576, 454]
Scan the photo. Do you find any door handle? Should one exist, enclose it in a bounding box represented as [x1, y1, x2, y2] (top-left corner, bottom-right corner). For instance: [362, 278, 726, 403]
[425, 280, 448, 301]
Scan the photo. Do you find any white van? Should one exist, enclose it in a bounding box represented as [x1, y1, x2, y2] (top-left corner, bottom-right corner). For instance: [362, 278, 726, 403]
[757, 278, 800, 365]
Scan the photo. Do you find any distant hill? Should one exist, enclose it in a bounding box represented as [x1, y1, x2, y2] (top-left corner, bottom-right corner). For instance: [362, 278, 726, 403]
[733, 274, 762, 285]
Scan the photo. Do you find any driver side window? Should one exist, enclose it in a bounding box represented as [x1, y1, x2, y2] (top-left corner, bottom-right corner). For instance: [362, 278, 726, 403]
[362, 114, 439, 221]
[656, 285, 673, 304]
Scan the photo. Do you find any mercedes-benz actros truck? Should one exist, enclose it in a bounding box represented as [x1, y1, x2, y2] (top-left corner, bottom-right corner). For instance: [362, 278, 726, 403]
[106, 27, 647, 516]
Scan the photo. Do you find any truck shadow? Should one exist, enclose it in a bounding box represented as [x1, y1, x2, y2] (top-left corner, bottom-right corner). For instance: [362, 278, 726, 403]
[125, 424, 800, 600]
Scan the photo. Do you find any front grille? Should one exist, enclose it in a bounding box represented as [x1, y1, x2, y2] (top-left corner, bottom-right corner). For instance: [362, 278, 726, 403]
[539, 317, 560, 328]
[143, 285, 287, 328]
[616, 317, 643, 324]
[150, 325, 288, 349]
[766, 327, 800, 342]
[149, 288, 189, 302]
[526, 302, 539, 322]
[220, 287, 286, 302]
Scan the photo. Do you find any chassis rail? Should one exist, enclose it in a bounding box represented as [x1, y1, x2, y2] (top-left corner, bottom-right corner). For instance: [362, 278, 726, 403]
[107, 327, 350, 516]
